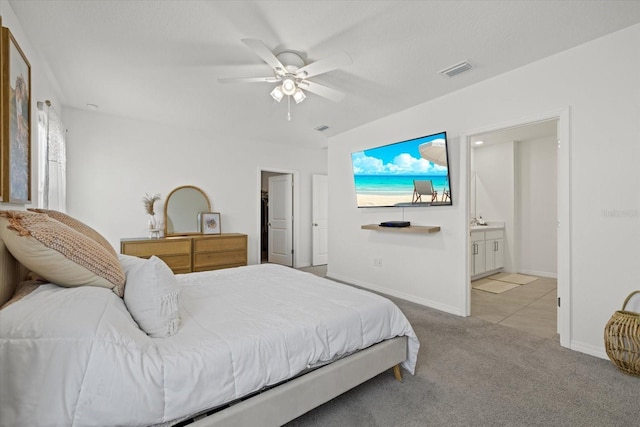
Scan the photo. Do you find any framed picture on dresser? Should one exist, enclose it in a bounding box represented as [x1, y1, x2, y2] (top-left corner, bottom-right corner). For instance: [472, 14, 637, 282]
[200, 212, 221, 234]
[1, 24, 32, 204]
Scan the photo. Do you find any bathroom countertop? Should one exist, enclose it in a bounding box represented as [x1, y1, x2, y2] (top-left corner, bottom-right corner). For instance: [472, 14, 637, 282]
[470, 224, 504, 232]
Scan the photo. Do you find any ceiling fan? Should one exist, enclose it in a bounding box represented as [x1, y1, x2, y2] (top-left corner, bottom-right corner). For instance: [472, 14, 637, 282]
[218, 39, 352, 120]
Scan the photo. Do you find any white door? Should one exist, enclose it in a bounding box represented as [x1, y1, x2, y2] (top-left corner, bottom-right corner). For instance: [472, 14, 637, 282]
[268, 174, 293, 266]
[312, 174, 329, 265]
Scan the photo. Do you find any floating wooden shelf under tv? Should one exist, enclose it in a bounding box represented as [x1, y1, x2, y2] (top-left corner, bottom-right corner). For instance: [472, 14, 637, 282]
[361, 224, 441, 234]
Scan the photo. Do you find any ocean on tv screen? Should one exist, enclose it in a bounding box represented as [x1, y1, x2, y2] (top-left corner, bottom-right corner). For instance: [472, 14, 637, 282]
[351, 131, 451, 207]
[354, 175, 449, 206]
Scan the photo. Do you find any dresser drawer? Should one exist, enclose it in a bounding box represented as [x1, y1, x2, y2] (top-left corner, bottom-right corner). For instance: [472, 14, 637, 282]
[120, 238, 192, 274]
[193, 250, 247, 271]
[120, 234, 247, 274]
[121, 239, 191, 257]
[156, 254, 192, 273]
[193, 235, 247, 253]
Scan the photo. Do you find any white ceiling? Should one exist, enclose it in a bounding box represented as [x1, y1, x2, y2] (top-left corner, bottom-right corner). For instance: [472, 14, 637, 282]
[470, 119, 558, 147]
[9, 0, 640, 148]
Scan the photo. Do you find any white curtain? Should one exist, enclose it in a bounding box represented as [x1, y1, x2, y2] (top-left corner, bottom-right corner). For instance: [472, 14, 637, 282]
[37, 105, 67, 211]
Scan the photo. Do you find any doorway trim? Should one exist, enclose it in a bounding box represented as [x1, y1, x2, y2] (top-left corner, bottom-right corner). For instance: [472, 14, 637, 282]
[460, 107, 572, 348]
[258, 167, 300, 268]
[311, 174, 329, 266]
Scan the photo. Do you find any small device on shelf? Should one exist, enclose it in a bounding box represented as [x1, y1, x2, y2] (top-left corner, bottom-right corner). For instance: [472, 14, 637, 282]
[379, 221, 411, 228]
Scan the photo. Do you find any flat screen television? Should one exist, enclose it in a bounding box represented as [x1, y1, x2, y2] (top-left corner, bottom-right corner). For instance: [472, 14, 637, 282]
[351, 131, 452, 208]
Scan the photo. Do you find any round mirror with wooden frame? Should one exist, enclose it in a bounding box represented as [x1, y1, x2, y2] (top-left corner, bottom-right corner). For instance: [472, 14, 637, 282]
[164, 185, 211, 236]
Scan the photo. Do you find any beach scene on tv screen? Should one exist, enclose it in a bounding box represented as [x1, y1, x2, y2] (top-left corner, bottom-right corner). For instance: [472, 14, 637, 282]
[351, 132, 451, 207]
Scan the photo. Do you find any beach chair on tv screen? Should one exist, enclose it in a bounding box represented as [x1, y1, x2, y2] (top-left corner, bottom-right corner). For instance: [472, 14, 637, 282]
[412, 179, 438, 203]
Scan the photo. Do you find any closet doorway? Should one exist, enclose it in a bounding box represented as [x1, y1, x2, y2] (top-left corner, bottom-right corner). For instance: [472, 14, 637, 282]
[259, 169, 297, 267]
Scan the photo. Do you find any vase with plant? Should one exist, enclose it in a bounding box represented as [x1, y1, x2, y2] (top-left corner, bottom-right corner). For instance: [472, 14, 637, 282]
[143, 193, 161, 236]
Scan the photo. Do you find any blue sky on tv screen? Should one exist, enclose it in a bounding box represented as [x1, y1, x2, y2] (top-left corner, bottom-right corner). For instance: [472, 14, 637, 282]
[351, 132, 448, 176]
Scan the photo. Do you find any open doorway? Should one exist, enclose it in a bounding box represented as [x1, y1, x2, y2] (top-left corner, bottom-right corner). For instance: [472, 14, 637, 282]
[461, 108, 572, 348]
[468, 120, 558, 339]
[259, 170, 296, 267]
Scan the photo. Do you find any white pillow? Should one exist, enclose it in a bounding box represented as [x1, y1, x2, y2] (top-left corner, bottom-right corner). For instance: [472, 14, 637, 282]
[121, 255, 181, 338]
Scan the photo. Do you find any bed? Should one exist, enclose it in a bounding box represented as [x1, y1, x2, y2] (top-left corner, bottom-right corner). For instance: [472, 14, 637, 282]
[0, 210, 419, 427]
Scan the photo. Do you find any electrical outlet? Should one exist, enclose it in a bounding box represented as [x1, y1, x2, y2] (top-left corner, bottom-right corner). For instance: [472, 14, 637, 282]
[373, 258, 383, 267]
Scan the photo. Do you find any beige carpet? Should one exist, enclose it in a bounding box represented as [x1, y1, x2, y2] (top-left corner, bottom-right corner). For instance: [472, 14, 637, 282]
[471, 277, 520, 294]
[287, 290, 640, 427]
[490, 272, 538, 285]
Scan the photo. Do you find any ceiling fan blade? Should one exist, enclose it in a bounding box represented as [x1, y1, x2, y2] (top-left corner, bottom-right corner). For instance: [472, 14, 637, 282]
[241, 39, 287, 75]
[295, 52, 352, 79]
[218, 76, 280, 84]
[298, 80, 345, 102]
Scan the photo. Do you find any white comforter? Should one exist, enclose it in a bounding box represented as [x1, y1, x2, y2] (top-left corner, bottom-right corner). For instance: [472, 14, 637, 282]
[0, 264, 419, 426]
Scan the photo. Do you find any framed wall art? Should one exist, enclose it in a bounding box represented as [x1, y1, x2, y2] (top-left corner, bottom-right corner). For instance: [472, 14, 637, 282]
[0, 17, 4, 201]
[1, 25, 31, 204]
[200, 212, 221, 235]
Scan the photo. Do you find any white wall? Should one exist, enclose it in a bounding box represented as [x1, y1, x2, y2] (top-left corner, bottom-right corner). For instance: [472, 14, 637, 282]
[472, 136, 557, 277]
[517, 136, 557, 277]
[0, 0, 61, 210]
[62, 108, 327, 268]
[473, 142, 515, 273]
[328, 23, 640, 357]
[328, 129, 465, 315]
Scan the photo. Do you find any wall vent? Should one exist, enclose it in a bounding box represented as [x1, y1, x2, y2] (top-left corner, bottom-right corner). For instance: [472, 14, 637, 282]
[440, 61, 472, 77]
[315, 125, 329, 132]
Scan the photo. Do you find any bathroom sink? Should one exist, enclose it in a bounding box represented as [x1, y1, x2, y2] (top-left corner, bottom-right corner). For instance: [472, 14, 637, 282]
[470, 224, 504, 231]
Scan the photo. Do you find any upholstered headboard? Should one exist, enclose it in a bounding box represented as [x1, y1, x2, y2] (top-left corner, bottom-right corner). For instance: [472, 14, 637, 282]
[0, 237, 30, 306]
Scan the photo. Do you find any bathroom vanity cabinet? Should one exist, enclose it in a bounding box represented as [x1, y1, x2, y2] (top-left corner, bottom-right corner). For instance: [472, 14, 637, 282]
[470, 227, 504, 278]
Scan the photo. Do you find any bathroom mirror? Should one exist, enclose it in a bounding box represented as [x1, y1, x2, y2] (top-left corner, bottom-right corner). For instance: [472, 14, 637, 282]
[164, 185, 211, 236]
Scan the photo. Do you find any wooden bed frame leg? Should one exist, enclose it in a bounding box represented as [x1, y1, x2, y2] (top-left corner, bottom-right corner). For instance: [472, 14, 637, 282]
[392, 364, 403, 382]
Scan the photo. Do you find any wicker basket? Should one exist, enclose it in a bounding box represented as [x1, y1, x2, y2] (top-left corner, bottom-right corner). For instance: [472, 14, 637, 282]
[604, 290, 640, 377]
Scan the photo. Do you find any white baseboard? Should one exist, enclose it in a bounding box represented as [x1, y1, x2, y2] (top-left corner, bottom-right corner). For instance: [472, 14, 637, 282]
[570, 340, 607, 360]
[471, 269, 501, 281]
[518, 269, 557, 279]
[327, 274, 611, 362]
[327, 273, 465, 316]
[473, 269, 558, 279]
[295, 262, 312, 269]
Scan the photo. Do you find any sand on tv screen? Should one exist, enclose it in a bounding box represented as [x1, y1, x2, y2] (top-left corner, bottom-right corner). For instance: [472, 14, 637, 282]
[351, 131, 452, 208]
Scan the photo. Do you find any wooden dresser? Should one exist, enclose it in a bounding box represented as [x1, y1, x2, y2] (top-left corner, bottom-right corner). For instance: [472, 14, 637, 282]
[121, 234, 247, 274]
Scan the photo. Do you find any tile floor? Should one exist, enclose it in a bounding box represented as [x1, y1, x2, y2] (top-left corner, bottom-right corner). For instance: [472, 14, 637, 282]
[471, 275, 558, 340]
[297, 265, 558, 340]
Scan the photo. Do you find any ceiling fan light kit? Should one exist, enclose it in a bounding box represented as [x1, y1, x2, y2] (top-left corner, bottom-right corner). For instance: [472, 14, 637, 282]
[293, 88, 306, 104]
[219, 39, 352, 120]
[281, 76, 297, 95]
[270, 86, 284, 102]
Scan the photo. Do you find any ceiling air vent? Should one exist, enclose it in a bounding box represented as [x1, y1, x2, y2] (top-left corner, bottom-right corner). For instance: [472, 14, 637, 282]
[315, 125, 329, 132]
[440, 61, 472, 77]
